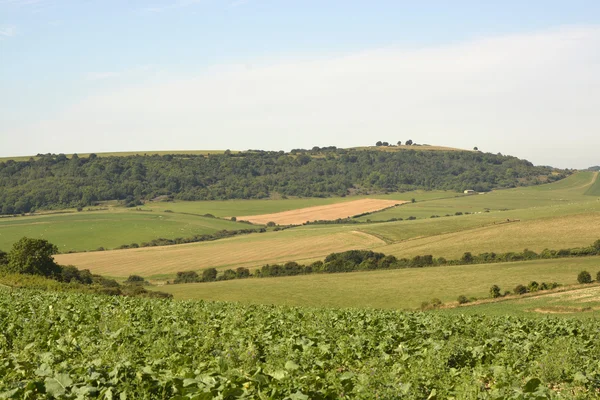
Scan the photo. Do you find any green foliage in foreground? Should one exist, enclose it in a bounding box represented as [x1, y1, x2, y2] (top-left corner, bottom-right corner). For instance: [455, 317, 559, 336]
[2, 290, 600, 399]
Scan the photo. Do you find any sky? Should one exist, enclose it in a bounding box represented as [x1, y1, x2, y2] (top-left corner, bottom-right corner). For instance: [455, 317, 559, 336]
[1, 0, 599, 169]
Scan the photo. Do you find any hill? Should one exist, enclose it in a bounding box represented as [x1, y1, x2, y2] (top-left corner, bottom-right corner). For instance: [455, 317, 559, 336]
[0, 147, 565, 215]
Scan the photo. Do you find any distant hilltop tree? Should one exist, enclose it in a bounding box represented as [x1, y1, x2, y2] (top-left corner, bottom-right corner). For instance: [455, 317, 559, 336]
[375, 141, 383, 146]
[405, 139, 413, 145]
[397, 141, 402, 146]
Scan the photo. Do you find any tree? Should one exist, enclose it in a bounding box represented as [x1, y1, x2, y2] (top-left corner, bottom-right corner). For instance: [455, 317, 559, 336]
[514, 284, 527, 295]
[397, 141, 402, 146]
[461, 252, 474, 264]
[457, 295, 469, 304]
[489, 285, 501, 298]
[473, 147, 478, 151]
[578, 270, 592, 284]
[174, 271, 199, 284]
[0, 250, 7, 266]
[375, 141, 383, 146]
[236, 267, 250, 278]
[125, 275, 147, 285]
[382, 142, 389, 147]
[202, 268, 218, 282]
[6, 237, 61, 277]
[405, 139, 413, 145]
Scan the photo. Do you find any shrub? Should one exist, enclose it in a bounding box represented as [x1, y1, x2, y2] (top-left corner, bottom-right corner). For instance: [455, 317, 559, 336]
[489, 285, 502, 298]
[527, 281, 539, 292]
[457, 295, 469, 304]
[577, 271, 592, 284]
[125, 275, 148, 285]
[514, 284, 527, 295]
[202, 268, 218, 282]
[430, 298, 442, 308]
[174, 271, 200, 284]
[266, 221, 276, 227]
[230, 216, 237, 221]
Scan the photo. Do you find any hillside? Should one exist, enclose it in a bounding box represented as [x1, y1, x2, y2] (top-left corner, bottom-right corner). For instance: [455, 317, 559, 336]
[0, 147, 566, 215]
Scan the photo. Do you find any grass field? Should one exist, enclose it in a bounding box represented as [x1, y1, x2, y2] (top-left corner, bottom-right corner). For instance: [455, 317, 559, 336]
[0, 210, 249, 252]
[444, 284, 600, 318]
[152, 256, 600, 309]
[585, 172, 600, 196]
[236, 199, 405, 225]
[141, 190, 454, 217]
[54, 228, 385, 278]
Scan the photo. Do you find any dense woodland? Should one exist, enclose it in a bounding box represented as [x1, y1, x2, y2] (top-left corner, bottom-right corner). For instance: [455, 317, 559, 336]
[0, 147, 566, 214]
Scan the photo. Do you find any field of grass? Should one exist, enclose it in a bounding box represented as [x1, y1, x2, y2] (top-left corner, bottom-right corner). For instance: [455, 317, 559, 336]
[444, 284, 600, 318]
[356, 171, 598, 221]
[54, 227, 385, 278]
[0, 210, 249, 252]
[152, 256, 600, 309]
[141, 190, 454, 218]
[585, 172, 600, 196]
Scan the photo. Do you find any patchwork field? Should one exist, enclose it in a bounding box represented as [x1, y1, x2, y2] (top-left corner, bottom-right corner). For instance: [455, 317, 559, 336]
[152, 256, 600, 309]
[235, 198, 405, 225]
[50, 172, 600, 280]
[0, 210, 248, 252]
[54, 228, 385, 278]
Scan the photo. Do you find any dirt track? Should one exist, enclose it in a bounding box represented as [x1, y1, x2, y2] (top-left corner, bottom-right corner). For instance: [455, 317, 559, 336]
[236, 199, 406, 225]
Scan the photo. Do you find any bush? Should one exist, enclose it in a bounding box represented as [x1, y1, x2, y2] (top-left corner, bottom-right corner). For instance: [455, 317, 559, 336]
[527, 281, 539, 292]
[125, 275, 148, 285]
[266, 221, 276, 227]
[202, 268, 218, 282]
[514, 284, 527, 295]
[577, 271, 592, 284]
[174, 271, 200, 284]
[489, 285, 502, 298]
[457, 295, 469, 304]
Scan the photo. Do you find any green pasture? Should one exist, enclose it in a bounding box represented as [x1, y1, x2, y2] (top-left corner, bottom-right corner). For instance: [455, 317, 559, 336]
[0, 210, 248, 252]
[443, 284, 600, 318]
[153, 256, 600, 310]
[356, 171, 598, 222]
[141, 190, 454, 218]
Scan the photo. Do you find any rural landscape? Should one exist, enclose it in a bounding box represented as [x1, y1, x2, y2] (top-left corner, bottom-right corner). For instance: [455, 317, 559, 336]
[1, 144, 600, 398]
[2, 1, 600, 398]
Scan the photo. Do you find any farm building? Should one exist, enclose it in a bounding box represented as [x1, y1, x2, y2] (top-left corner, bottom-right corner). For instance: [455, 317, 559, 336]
[464, 189, 476, 194]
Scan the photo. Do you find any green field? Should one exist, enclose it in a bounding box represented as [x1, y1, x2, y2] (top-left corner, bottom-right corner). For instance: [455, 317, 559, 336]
[140, 190, 455, 218]
[0, 210, 250, 252]
[444, 284, 600, 318]
[153, 256, 600, 310]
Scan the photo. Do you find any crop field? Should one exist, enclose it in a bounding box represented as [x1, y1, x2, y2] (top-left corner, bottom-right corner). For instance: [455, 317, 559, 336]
[0, 210, 247, 252]
[235, 199, 405, 225]
[54, 228, 385, 278]
[2, 288, 600, 398]
[153, 256, 600, 309]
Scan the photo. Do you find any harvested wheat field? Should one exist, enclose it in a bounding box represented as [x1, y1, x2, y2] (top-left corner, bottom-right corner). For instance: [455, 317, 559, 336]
[235, 199, 406, 225]
[54, 228, 386, 278]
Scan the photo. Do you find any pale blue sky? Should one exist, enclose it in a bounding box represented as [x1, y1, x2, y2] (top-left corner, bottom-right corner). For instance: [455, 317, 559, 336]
[1, 0, 599, 168]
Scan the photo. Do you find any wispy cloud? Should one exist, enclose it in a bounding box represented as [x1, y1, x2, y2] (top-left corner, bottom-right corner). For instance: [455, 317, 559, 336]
[7, 26, 600, 168]
[0, 25, 16, 38]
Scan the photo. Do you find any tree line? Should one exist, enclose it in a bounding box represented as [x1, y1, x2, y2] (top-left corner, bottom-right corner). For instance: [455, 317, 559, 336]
[0, 148, 566, 214]
[172, 239, 600, 283]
